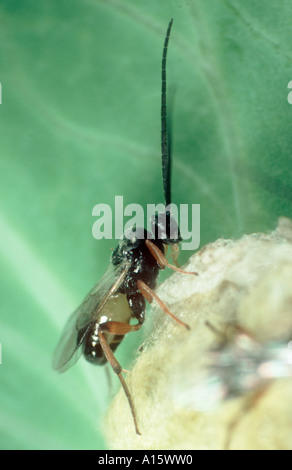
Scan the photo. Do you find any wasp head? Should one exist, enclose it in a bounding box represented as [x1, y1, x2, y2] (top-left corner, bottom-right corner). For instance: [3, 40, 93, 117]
[151, 210, 182, 245]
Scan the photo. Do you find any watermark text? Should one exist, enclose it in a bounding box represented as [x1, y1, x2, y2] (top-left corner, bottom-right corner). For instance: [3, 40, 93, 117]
[92, 196, 200, 250]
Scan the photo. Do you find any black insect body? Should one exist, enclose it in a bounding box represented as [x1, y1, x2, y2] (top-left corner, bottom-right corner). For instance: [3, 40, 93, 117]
[82, 230, 164, 367]
[53, 19, 196, 435]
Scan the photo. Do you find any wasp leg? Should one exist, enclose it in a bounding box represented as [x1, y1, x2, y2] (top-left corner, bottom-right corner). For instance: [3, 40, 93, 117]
[137, 279, 190, 330]
[170, 243, 180, 267]
[224, 383, 271, 450]
[98, 329, 141, 435]
[100, 321, 142, 335]
[205, 320, 227, 344]
[206, 320, 257, 346]
[145, 239, 198, 275]
[101, 321, 141, 374]
[164, 244, 179, 267]
[105, 363, 114, 398]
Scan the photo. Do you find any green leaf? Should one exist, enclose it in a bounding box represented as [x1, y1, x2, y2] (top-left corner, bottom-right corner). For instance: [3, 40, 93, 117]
[0, 0, 291, 449]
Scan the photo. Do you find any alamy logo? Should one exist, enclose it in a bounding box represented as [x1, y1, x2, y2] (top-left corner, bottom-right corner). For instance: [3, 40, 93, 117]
[288, 81, 292, 104]
[92, 196, 200, 250]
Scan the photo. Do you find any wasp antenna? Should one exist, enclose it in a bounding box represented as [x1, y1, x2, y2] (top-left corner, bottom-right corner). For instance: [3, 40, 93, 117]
[161, 18, 173, 208]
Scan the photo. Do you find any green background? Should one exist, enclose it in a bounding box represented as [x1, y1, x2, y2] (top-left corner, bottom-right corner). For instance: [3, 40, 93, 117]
[0, 0, 291, 449]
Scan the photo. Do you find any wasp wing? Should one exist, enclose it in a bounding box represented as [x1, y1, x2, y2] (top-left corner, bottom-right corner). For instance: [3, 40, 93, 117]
[52, 260, 130, 373]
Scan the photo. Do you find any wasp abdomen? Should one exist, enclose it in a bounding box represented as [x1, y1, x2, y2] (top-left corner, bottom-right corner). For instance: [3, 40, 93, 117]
[84, 293, 133, 365]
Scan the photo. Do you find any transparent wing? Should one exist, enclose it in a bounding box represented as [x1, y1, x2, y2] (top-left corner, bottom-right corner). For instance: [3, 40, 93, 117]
[52, 260, 130, 373]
